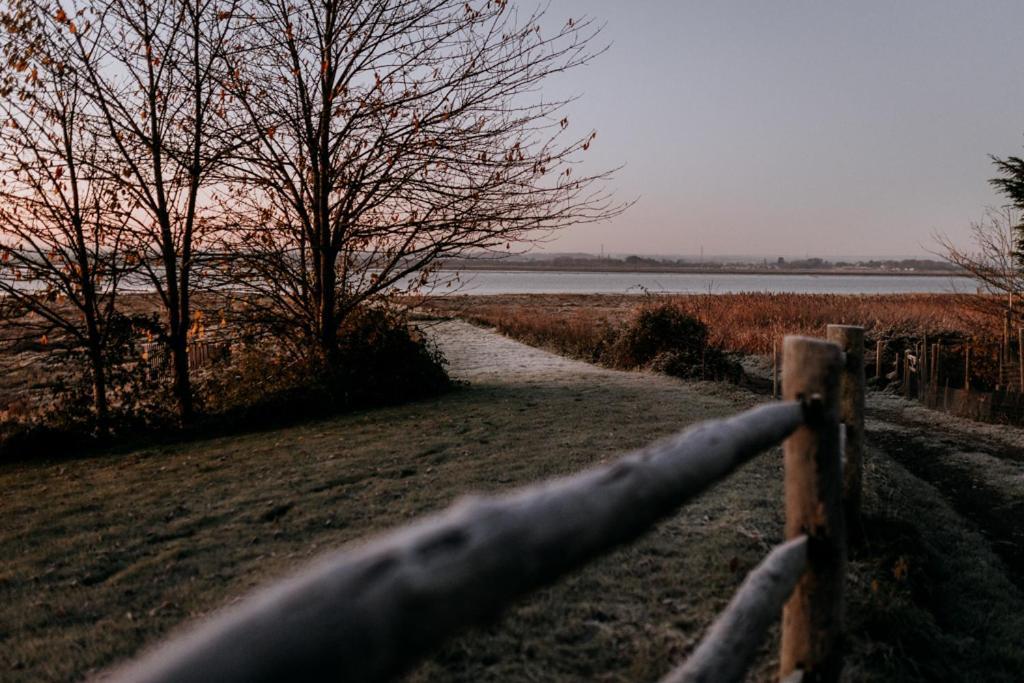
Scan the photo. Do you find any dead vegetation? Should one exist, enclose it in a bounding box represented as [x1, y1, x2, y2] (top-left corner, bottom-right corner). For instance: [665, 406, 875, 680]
[429, 292, 1002, 355]
[0, 297, 451, 462]
[428, 292, 1012, 388]
[428, 299, 743, 382]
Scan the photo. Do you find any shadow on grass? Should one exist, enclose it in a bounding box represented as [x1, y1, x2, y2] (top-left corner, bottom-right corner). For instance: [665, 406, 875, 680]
[846, 452, 1024, 682]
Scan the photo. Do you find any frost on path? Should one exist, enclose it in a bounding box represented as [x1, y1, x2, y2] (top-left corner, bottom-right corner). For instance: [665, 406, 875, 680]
[429, 320, 623, 385]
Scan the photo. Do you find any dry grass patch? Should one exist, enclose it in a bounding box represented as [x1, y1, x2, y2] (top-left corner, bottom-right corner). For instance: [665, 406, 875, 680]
[427, 293, 1009, 386]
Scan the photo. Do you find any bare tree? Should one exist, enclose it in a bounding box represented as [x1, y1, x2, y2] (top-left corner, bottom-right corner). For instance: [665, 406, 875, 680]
[0, 1, 132, 432]
[935, 206, 1023, 319]
[216, 0, 626, 358]
[55, 0, 239, 421]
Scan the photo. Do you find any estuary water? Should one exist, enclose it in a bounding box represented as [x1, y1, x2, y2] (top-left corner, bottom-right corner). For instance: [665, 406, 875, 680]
[434, 270, 976, 295]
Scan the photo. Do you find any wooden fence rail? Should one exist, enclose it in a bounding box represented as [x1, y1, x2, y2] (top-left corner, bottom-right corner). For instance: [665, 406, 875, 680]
[661, 535, 808, 683]
[105, 330, 863, 683]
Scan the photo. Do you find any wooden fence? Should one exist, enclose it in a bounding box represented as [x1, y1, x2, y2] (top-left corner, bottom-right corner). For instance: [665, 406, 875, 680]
[187, 340, 226, 372]
[104, 329, 866, 683]
[871, 322, 1024, 425]
[139, 340, 227, 373]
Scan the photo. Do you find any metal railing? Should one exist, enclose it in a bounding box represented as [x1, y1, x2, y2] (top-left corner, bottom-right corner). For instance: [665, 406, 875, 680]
[103, 329, 866, 683]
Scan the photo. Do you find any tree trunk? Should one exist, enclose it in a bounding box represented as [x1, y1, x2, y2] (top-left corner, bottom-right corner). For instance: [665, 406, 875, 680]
[318, 252, 337, 358]
[158, 213, 192, 423]
[88, 342, 110, 437]
[81, 288, 109, 436]
[165, 293, 193, 423]
[170, 328, 193, 422]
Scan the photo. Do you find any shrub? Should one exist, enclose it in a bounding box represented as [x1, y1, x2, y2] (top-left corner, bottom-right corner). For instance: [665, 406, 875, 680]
[450, 298, 742, 383]
[0, 304, 450, 461]
[608, 304, 708, 366]
[0, 310, 172, 460]
[607, 304, 742, 381]
[200, 305, 450, 428]
[333, 306, 451, 406]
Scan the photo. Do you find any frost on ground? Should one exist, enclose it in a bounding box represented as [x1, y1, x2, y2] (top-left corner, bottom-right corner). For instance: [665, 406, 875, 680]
[432, 319, 613, 383]
[1, 321, 1022, 682]
[0, 321, 765, 682]
[868, 388, 1024, 507]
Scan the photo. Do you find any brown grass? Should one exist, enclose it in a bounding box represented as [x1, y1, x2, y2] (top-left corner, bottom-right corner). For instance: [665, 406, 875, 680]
[429, 293, 1002, 353]
[427, 293, 1010, 387]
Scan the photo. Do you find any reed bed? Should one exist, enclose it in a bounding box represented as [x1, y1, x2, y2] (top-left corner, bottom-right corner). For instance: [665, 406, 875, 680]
[431, 293, 996, 352]
[427, 293, 1010, 387]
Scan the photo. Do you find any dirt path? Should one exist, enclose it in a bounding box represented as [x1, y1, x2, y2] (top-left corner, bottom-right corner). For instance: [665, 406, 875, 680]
[431, 318, 619, 382]
[865, 392, 1024, 588]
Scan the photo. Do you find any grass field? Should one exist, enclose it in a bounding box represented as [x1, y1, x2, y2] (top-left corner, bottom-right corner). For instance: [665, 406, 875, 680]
[3, 321, 1023, 681]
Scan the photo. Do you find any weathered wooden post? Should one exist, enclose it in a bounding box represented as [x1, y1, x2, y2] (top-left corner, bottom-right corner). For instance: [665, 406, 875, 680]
[826, 325, 865, 532]
[773, 338, 779, 399]
[780, 336, 845, 682]
[920, 334, 928, 392]
[903, 353, 911, 398]
[1005, 310, 1012, 360]
[875, 340, 883, 379]
[964, 343, 971, 392]
[1019, 328, 1023, 394]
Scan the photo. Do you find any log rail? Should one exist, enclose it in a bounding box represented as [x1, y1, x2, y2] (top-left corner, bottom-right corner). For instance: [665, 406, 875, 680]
[104, 331, 865, 683]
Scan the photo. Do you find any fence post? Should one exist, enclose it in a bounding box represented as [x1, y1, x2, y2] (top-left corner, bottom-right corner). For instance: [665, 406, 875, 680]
[921, 334, 928, 391]
[1005, 310, 1011, 360]
[965, 343, 971, 392]
[874, 340, 883, 380]
[773, 338, 779, 399]
[903, 353, 911, 398]
[826, 325, 865, 533]
[780, 336, 845, 682]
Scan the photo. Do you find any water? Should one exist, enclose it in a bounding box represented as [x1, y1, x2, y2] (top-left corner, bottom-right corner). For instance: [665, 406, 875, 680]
[430, 270, 976, 295]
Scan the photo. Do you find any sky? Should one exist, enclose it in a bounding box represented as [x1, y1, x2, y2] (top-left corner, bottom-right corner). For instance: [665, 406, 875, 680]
[538, 1, 1024, 259]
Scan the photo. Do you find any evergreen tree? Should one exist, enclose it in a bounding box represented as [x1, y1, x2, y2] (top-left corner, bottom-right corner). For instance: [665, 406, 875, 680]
[989, 155, 1024, 268]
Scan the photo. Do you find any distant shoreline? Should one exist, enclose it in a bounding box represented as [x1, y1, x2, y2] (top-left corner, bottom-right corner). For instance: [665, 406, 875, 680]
[437, 263, 963, 278]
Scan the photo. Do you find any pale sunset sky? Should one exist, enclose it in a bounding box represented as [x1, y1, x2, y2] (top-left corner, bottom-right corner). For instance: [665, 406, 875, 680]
[542, 1, 1024, 259]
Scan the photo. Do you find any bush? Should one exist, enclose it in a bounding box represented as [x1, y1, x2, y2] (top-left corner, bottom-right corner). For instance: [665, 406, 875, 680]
[0, 310, 171, 461]
[200, 305, 450, 428]
[459, 299, 742, 383]
[606, 304, 742, 381]
[333, 306, 451, 406]
[608, 304, 709, 366]
[0, 304, 450, 461]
